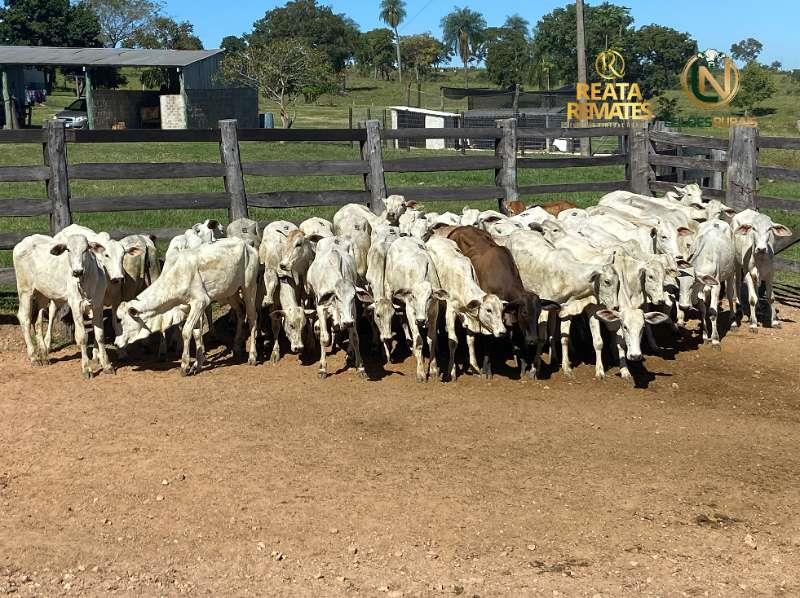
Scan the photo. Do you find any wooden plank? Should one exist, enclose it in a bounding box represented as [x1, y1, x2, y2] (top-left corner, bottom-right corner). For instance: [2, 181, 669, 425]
[710, 149, 725, 189]
[517, 154, 627, 169]
[517, 126, 630, 140]
[69, 161, 224, 180]
[0, 129, 44, 143]
[219, 119, 248, 220]
[383, 155, 499, 172]
[0, 197, 51, 217]
[388, 185, 504, 202]
[774, 231, 800, 254]
[67, 128, 221, 143]
[518, 180, 629, 196]
[0, 267, 16, 286]
[242, 160, 369, 177]
[628, 122, 652, 195]
[70, 192, 230, 213]
[108, 227, 185, 241]
[43, 120, 72, 233]
[726, 125, 758, 211]
[756, 195, 800, 213]
[382, 127, 503, 140]
[648, 129, 728, 150]
[775, 257, 800, 273]
[237, 128, 366, 142]
[495, 117, 518, 213]
[0, 165, 50, 182]
[360, 119, 387, 214]
[0, 231, 34, 249]
[650, 180, 726, 199]
[648, 153, 727, 172]
[759, 136, 800, 150]
[759, 165, 800, 182]
[248, 190, 369, 209]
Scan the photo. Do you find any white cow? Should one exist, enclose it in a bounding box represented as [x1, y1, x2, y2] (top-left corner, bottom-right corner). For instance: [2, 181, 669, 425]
[731, 209, 792, 330]
[164, 219, 225, 268]
[425, 236, 506, 380]
[677, 220, 737, 348]
[307, 237, 371, 379]
[259, 220, 298, 308]
[332, 205, 373, 280]
[226, 218, 261, 249]
[14, 233, 113, 378]
[299, 216, 335, 240]
[383, 237, 445, 382]
[364, 226, 400, 360]
[115, 238, 260, 375]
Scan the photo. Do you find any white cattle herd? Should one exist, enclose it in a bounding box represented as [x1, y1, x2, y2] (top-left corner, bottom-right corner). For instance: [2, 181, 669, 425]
[12, 185, 792, 383]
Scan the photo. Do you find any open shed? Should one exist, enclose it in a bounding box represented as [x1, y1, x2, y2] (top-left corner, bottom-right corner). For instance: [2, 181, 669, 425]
[0, 46, 257, 130]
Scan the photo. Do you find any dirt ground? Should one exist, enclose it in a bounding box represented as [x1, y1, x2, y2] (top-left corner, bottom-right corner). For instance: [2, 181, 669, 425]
[1, 304, 800, 597]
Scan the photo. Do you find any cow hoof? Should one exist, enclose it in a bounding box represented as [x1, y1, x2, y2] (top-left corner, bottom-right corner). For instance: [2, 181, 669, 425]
[248, 356, 258, 366]
[595, 371, 606, 381]
[749, 326, 758, 334]
[711, 342, 721, 351]
[82, 370, 93, 380]
[270, 352, 280, 365]
[357, 368, 367, 379]
[773, 321, 782, 329]
[416, 374, 426, 383]
[564, 370, 575, 380]
[103, 366, 116, 375]
[318, 370, 327, 380]
[621, 373, 634, 386]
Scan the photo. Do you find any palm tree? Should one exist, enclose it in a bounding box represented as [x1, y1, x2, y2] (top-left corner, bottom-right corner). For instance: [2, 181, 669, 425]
[575, 0, 590, 156]
[380, 0, 406, 84]
[441, 7, 486, 88]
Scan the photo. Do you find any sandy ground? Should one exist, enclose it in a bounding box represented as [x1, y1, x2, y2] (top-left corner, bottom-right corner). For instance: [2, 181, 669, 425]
[1, 305, 800, 597]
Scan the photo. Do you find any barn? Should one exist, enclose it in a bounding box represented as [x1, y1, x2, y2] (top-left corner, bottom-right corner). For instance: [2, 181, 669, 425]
[0, 45, 258, 130]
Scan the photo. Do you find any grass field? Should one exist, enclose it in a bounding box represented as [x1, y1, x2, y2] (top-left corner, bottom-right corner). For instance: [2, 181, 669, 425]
[2, 67, 798, 298]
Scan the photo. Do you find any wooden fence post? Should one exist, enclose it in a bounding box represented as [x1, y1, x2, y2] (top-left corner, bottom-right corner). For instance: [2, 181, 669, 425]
[710, 149, 725, 190]
[360, 119, 387, 215]
[495, 118, 518, 214]
[219, 119, 248, 221]
[628, 120, 652, 196]
[43, 120, 72, 233]
[726, 125, 758, 211]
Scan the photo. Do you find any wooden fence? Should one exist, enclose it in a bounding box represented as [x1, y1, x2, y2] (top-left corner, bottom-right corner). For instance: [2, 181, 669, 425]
[0, 118, 629, 285]
[1, 119, 799, 286]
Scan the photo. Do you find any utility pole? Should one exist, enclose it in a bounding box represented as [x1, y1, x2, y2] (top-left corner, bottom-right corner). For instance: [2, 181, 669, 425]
[576, 0, 590, 156]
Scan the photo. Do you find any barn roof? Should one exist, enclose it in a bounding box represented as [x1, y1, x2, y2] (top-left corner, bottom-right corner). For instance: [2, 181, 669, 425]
[0, 46, 223, 68]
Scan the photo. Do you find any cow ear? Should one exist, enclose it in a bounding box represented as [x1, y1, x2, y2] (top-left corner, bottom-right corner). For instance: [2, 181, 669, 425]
[676, 258, 692, 269]
[148, 234, 157, 243]
[734, 224, 752, 235]
[697, 274, 719, 286]
[465, 299, 482, 315]
[307, 233, 324, 242]
[89, 242, 105, 253]
[432, 288, 449, 300]
[269, 310, 284, 322]
[355, 287, 374, 304]
[528, 222, 544, 233]
[594, 309, 620, 324]
[541, 299, 561, 311]
[127, 245, 144, 257]
[50, 243, 68, 256]
[207, 219, 220, 230]
[772, 224, 792, 237]
[461, 206, 471, 214]
[128, 305, 139, 317]
[644, 311, 670, 325]
[403, 199, 419, 208]
[677, 227, 693, 237]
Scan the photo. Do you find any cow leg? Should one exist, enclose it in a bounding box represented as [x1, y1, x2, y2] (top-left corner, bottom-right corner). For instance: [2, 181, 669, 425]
[617, 333, 633, 385]
[560, 318, 574, 379]
[34, 306, 48, 365]
[180, 301, 206, 376]
[91, 299, 114, 375]
[644, 323, 662, 354]
[465, 332, 481, 375]
[405, 304, 426, 382]
[204, 304, 215, 340]
[744, 271, 758, 332]
[192, 324, 206, 370]
[270, 313, 283, 364]
[229, 298, 245, 358]
[427, 302, 440, 382]
[243, 289, 259, 366]
[68, 298, 92, 379]
[589, 315, 605, 380]
[17, 291, 39, 366]
[765, 276, 779, 328]
[697, 295, 709, 342]
[727, 274, 738, 330]
[44, 299, 57, 360]
[709, 284, 721, 349]
[348, 326, 366, 379]
[445, 305, 458, 381]
[317, 307, 329, 379]
[156, 333, 168, 361]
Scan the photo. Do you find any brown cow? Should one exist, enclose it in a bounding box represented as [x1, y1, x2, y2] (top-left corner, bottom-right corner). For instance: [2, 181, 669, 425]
[444, 226, 555, 379]
[540, 200, 578, 217]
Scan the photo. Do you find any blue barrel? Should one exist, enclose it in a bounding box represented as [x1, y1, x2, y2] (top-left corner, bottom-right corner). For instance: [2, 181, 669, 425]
[259, 112, 275, 128]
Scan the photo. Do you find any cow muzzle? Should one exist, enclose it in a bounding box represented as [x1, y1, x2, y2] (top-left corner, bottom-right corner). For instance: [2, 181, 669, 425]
[627, 352, 643, 362]
[72, 269, 83, 278]
[110, 276, 123, 284]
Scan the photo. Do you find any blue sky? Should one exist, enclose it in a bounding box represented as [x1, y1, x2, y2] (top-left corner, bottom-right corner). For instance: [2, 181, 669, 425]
[167, 0, 799, 69]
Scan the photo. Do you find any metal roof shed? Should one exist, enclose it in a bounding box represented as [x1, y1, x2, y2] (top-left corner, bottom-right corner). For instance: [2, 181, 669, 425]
[0, 46, 225, 129]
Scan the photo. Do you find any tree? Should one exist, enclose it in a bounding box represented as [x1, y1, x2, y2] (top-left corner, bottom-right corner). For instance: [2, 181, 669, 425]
[250, 0, 359, 74]
[532, 2, 634, 86]
[84, 0, 162, 48]
[219, 39, 335, 128]
[630, 25, 697, 95]
[0, 0, 102, 47]
[768, 60, 782, 72]
[221, 35, 246, 55]
[401, 33, 449, 81]
[379, 0, 406, 84]
[441, 7, 486, 88]
[731, 61, 777, 116]
[485, 18, 532, 87]
[355, 28, 396, 79]
[126, 16, 202, 90]
[730, 38, 762, 63]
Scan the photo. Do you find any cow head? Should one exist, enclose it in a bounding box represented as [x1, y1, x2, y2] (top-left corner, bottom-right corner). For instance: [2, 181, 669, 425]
[735, 214, 792, 256]
[461, 206, 480, 227]
[591, 264, 620, 308]
[465, 294, 507, 338]
[271, 306, 314, 353]
[114, 300, 152, 348]
[383, 194, 411, 225]
[641, 260, 668, 305]
[94, 234, 142, 284]
[677, 266, 719, 310]
[595, 307, 670, 362]
[279, 230, 311, 274]
[50, 234, 105, 279]
[192, 219, 225, 243]
[654, 223, 695, 261]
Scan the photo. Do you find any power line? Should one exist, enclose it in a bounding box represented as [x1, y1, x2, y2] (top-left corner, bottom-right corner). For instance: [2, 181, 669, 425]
[399, 0, 439, 33]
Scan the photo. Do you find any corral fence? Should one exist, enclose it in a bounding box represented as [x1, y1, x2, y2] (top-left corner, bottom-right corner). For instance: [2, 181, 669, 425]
[0, 118, 798, 290]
